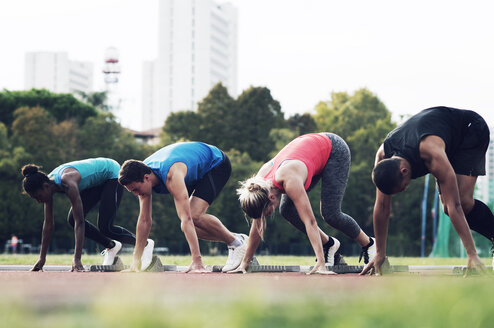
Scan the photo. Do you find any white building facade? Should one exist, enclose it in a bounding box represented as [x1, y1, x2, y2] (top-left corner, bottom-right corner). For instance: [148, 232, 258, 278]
[25, 52, 93, 94]
[141, 0, 238, 130]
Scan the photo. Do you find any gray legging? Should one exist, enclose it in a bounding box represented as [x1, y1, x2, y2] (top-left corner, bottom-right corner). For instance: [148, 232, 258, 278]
[279, 133, 361, 239]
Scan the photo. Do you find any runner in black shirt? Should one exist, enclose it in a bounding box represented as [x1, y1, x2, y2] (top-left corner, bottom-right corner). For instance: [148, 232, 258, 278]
[361, 106, 492, 275]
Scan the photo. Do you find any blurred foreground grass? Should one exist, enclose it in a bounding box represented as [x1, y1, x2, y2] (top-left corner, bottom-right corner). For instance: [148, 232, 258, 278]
[0, 253, 491, 266]
[1, 268, 493, 328]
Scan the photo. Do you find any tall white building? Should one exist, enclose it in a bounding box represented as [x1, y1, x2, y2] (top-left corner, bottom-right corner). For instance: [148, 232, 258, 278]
[25, 52, 93, 94]
[141, 0, 238, 130]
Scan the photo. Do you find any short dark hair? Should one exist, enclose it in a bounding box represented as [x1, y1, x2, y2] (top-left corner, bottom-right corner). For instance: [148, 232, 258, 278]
[372, 158, 403, 195]
[21, 164, 50, 195]
[118, 160, 152, 186]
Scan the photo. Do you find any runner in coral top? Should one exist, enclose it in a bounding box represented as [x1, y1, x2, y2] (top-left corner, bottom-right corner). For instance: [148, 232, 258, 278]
[233, 133, 376, 275]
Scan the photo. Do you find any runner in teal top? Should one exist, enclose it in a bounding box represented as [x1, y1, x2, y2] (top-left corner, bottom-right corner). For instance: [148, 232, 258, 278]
[49, 158, 120, 191]
[21, 158, 145, 272]
[118, 142, 248, 273]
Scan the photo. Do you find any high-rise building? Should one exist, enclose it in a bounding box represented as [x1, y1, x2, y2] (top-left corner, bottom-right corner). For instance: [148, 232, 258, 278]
[141, 0, 238, 130]
[24, 52, 93, 94]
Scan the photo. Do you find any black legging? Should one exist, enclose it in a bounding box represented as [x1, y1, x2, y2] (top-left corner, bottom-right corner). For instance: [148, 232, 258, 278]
[67, 179, 136, 248]
[279, 133, 362, 239]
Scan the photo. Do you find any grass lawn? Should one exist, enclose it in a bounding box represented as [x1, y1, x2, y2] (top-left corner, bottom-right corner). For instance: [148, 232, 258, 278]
[1, 254, 493, 327]
[0, 253, 491, 266]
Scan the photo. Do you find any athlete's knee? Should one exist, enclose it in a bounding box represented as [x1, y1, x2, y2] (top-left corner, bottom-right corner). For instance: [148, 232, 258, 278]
[321, 211, 342, 226]
[190, 211, 207, 227]
[460, 196, 475, 214]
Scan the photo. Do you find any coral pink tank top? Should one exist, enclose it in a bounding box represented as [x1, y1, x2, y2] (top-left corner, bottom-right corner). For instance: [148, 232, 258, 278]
[263, 133, 332, 192]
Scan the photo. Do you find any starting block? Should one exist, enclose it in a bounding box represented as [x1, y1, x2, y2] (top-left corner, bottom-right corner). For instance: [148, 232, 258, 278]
[248, 257, 301, 273]
[163, 264, 178, 272]
[210, 257, 261, 272]
[143, 255, 164, 272]
[451, 266, 494, 276]
[248, 264, 300, 273]
[87, 256, 127, 272]
[326, 265, 363, 274]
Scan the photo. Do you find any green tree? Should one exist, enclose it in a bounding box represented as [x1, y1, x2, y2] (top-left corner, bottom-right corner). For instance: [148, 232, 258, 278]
[195, 83, 236, 149]
[286, 113, 317, 135]
[77, 113, 149, 163]
[162, 85, 285, 163]
[162, 111, 201, 143]
[232, 87, 284, 161]
[75, 91, 109, 112]
[0, 89, 97, 128]
[11, 106, 61, 169]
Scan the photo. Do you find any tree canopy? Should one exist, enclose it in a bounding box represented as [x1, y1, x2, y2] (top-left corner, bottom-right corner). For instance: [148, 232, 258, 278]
[0, 87, 439, 257]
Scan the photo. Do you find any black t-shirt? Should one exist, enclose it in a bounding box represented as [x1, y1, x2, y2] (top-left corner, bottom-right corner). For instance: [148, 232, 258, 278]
[383, 106, 480, 179]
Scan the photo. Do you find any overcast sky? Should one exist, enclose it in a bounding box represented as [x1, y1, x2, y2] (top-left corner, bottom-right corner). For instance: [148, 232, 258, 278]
[1, 0, 493, 130]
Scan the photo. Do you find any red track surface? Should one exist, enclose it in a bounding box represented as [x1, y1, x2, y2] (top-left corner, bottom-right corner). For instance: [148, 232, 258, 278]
[0, 271, 370, 307]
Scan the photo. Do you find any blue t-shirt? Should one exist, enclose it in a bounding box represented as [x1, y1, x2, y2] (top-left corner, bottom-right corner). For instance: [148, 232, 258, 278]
[144, 142, 223, 194]
[49, 158, 120, 191]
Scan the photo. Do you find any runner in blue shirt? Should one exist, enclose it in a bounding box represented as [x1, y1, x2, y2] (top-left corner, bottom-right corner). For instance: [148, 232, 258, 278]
[118, 142, 248, 272]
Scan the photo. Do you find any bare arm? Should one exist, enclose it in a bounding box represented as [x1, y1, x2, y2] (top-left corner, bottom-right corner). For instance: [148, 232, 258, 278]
[372, 144, 391, 258]
[361, 144, 392, 275]
[167, 163, 205, 271]
[31, 199, 55, 271]
[285, 179, 325, 265]
[286, 180, 333, 275]
[61, 173, 85, 271]
[421, 136, 486, 274]
[40, 199, 55, 259]
[228, 217, 263, 273]
[421, 137, 477, 256]
[131, 193, 153, 270]
[360, 187, 392, 275]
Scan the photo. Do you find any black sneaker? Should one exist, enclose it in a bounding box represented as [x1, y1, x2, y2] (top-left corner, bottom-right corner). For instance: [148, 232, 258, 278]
[359, 237, 376, 264]
[323, 237, 340, 266]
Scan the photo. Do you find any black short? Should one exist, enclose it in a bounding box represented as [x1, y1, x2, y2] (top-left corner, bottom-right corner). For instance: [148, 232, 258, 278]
[187, 152, 231, 205]
[451, 113, 490, 176]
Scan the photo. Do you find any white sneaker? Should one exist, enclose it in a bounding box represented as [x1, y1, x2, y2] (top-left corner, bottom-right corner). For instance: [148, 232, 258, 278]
[141, 239, 154, 271]
[222, 234, 248, 272]
[101, 240, 122, 265]
[324, 237, 340, 266]
[359, 237, 376, 264]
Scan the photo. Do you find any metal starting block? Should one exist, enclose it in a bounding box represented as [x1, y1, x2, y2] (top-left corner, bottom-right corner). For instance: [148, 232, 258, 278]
[451, 266, 494, 276]
[87, 256, 127, 272]
[207, 257, 261, 272]
[163, 264, 178, 272]
[248, 257, 300, 273]
[248, 264, 301, 273]
[143, 255, 164, 272]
